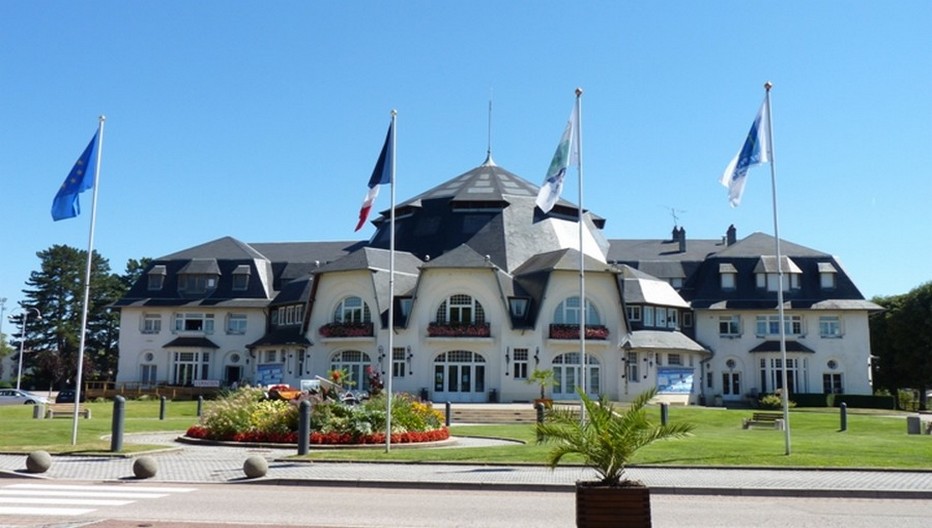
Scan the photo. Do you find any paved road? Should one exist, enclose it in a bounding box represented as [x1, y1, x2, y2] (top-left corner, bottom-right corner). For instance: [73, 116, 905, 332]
[0, 433, 930, 499]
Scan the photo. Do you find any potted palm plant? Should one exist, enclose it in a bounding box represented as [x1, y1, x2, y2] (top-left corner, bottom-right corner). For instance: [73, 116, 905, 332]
[526, 368, 556, 407]
[536, 387, 694, 528]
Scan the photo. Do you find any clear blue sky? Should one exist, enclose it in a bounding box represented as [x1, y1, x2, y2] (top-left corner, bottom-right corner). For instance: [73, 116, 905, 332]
[2, 1, 929, 314]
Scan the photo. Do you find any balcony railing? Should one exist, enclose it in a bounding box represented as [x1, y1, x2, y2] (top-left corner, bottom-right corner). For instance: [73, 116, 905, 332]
[318, 322, 374, 338]
[427, 322, 491, 338]
[549, 324, 609, 340]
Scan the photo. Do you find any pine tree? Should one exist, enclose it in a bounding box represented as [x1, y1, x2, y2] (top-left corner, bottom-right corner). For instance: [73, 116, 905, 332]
[16, 245, 122, 389]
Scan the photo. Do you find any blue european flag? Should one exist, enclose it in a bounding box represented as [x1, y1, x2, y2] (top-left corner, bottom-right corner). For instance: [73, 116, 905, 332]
[51, 132, 98, 221]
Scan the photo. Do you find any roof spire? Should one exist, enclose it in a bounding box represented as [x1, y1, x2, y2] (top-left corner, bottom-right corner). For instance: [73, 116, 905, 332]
[483, 89, 496, 166]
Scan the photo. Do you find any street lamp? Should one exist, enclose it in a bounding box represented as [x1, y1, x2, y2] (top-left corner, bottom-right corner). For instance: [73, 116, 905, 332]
[15, 307, 41, 391]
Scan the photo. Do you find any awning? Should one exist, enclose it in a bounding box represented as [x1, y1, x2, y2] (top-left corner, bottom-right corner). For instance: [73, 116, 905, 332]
[163, 337, 220, 349]
[748, 340, 814, 353]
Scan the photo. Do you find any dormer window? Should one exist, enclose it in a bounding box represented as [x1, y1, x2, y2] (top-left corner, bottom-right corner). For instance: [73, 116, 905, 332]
[179, 274, 218, 294]
[232, 265, 251, 291]
[147, 265, 166, 291]
[177, 259, 220, 295]
[818, 262, 837, 290]
[754, 256, 801, 292]
[508, 297, 530, 319]
[719, 263, 737, 290]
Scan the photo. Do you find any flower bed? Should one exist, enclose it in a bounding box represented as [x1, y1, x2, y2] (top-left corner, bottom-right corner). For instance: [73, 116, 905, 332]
[186, 387, 447, 445]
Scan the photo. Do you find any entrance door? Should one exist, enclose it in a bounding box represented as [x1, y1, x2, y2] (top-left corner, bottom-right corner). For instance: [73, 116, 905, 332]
[432, 351, 486, 403]
[722, 372, 741, 399]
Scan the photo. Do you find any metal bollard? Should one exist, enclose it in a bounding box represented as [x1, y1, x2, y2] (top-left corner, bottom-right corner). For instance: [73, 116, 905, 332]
[297, 400, 311, 455]
[445, 401, 452, 427]
[159, 396, 167, 420]
[196, 396, 203, 417]
[535, 402, 545, 442]
[111, 396, 125, 453]
[660, 403, 669, 426]
[840, 402, 847, 431]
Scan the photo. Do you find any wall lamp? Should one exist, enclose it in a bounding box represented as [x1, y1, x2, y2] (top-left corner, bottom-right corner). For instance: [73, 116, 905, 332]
[534, 347, 540, 365]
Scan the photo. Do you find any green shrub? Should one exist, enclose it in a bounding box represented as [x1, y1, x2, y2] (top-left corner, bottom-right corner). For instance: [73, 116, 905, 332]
[758, 393, 796, 410]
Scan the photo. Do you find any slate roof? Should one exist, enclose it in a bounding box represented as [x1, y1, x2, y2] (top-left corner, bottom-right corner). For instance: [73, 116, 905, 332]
[364, 160, 610, 273]
[624, 330, 709, 353]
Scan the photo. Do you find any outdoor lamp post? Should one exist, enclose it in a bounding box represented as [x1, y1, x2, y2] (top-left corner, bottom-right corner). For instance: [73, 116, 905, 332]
[15, 307, 41, 391]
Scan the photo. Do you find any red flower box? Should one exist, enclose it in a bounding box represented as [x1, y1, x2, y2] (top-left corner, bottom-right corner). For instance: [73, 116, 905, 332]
[549, 324, 609, 340]
[427, 322, 491, 337]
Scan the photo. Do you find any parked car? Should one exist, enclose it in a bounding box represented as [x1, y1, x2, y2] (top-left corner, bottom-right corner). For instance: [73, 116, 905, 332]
[55, 389, 86, 404]
[0, 389, 49, 405]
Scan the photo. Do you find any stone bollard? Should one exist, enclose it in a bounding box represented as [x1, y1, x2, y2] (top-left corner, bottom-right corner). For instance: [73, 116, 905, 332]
[445, 401, 452, 427]
[196, 396, 203, 417]
[133, 456, 158, 479]
[26, 451, 52, 473]
[840, 402, 847, 432]
[159, 396, 167, 420]
[660, 403, 669, 426]
[243, 456, 268, 478]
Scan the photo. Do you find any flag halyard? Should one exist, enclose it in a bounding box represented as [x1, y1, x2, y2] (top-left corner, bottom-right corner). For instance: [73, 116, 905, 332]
[720, 97, 771, 207]
[52, 132, 99, 221]
[355, 122, 394, 231]
[536, 103, 580, 213]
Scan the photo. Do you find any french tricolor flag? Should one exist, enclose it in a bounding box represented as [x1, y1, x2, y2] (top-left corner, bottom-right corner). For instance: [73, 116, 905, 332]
[355, 122, 394, 231]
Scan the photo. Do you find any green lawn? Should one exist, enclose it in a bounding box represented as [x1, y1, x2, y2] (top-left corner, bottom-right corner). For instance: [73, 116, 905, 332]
[0, 400, 199, 454]
[1, 401, 930, 469]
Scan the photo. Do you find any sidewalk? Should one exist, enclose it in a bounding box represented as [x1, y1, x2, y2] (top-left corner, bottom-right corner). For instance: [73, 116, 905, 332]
[1, 433, 930, 499]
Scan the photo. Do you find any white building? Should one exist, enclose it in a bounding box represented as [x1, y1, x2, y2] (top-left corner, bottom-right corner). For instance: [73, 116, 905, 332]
[115, 159, 879, 404]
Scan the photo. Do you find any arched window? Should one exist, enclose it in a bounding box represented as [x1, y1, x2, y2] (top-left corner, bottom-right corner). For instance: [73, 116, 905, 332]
[553, 296, 601, 325]
[333, 296, 371, 323]
[436, 294, 485, 325]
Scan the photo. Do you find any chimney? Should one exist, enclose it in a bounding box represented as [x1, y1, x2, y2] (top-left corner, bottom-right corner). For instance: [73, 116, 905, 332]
[678, 227, 686, 253]
[726, 224, 737, 246]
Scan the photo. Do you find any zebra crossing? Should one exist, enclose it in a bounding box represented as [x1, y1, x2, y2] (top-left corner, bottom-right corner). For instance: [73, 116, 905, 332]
[0, 482, 196, 517]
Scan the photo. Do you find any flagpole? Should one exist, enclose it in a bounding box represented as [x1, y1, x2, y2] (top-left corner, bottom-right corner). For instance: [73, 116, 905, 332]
[71, 115, 105, 445]
[574, 88, 587, 422]
[385, 110, 397, 452]
[763, 82, 791, 455]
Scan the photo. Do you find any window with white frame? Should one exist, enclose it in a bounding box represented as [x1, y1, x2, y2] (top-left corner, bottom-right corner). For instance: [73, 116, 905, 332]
[756, 272, 800, 291]
[755, 314, 803, 336]
[226, 314, 247, 335]
[278, 304, 303, 326]
[819, 262, 837, 290]
[682, 311, 693, 328]
[656, 307, 667, 328]
[666, 308, 678, 328]
[392, 347, 406, 378]
[142, 313, 162, 334]
[436, 294, 485, 324]
[553, 296, 601, 325]
[626, 305, 642, 321]
[643, 306, 654, 327]
[173, 313, 215, 334]
[667, 353, 682, 366]
[719, 263, 737, 290]
[819, 315, 842, 338]
[719, 315, 741, 336]
[264, 350, 278, 363]
[626, 351, 639, 380]
[513, 348, 529, 380]
[334, 296, 371, 323]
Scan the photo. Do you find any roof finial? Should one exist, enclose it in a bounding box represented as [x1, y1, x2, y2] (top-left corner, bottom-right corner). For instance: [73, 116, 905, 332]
[483, 89, 496, 166]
